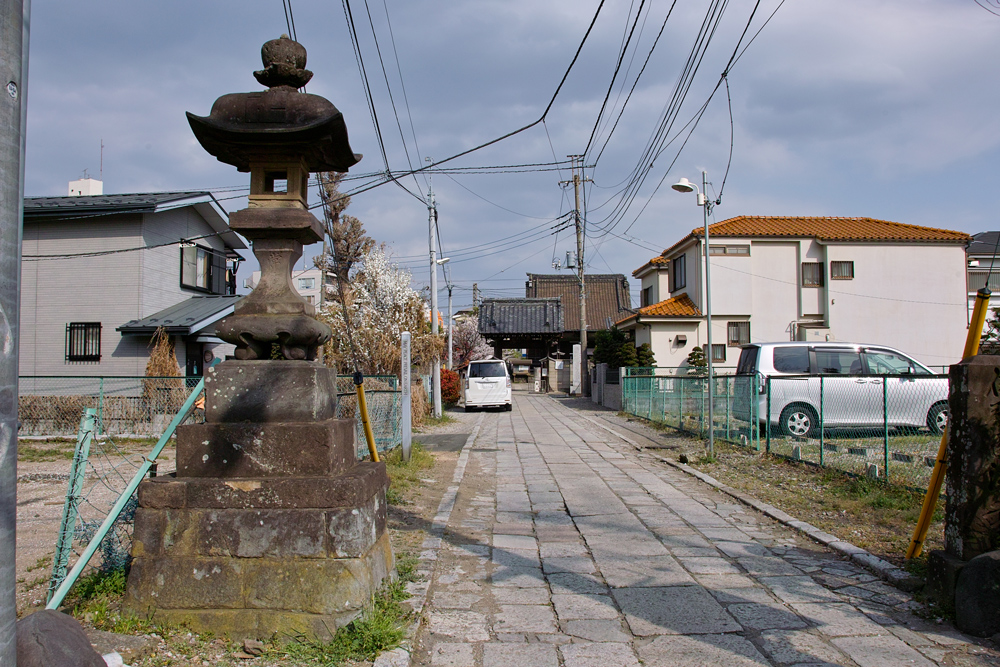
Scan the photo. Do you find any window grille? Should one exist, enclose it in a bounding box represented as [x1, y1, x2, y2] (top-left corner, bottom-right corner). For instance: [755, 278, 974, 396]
[66, 322, 101, 362]
[727, 321, 750, 346]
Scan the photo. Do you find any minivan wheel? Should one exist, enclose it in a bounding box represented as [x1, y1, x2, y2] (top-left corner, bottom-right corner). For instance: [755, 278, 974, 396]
[927, 402, 948, 434]
[505, 403, 513, 412]
[780, 404, 817, 438]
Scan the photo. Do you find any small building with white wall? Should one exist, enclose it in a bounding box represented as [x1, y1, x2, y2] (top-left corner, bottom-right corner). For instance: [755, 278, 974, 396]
[617, 216, 971, 373]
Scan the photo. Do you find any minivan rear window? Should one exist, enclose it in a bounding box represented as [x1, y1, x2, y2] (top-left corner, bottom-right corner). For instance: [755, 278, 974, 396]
[772, 346, 810, 373]
[468, 361, 506, 378]
[736, 346, 758, 375]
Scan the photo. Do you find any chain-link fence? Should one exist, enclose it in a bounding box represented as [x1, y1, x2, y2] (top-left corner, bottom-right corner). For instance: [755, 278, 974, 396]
[762, 374, 948, 488]
[621, 368, 761, 449]
[48, 409, 151, 600]
[335, 375, 402, 457]
[20, 376, 203, 437]
[621, 367, 948, 488]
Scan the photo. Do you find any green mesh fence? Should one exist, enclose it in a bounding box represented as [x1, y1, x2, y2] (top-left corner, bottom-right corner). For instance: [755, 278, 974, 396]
[621, 369, 761, 450]
[621, 367, 949, 488]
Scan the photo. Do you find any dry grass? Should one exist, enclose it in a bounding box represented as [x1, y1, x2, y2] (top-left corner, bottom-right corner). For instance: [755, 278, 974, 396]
[680, 437, 943, 570]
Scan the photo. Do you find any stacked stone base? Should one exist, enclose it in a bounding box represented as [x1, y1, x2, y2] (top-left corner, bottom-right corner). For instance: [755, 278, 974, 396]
[125, 361, 393, 640]
[124, 464, 392, 638]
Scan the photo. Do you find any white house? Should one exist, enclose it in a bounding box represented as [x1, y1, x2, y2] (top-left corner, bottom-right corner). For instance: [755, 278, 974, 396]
[617, 216, 971, 372]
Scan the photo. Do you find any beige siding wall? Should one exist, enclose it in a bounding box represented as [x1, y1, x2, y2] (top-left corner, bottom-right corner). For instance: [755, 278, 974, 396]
[20, 207, 226, 377]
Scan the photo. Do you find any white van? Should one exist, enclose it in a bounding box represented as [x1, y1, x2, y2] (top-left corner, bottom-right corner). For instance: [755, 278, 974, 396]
[459, 359, 512, 411]
[735, 342, 948, 437]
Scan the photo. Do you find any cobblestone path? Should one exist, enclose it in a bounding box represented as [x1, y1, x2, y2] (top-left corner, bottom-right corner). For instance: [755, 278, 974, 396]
[410, 393, 990, 667]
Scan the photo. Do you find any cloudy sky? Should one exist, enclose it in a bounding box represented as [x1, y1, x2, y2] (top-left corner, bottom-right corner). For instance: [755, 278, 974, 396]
[23, 0, 1000, 312]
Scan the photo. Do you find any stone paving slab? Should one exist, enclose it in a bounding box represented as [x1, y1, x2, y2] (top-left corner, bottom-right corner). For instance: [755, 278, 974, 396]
[409, 395, 999, 666]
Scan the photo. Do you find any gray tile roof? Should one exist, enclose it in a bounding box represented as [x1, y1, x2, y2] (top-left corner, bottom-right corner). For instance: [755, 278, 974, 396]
[525, 273, 632, 331]
[24, 191, 216, 218]
[479, 298, 564, 335]
[117, 295, 241, 335]
[969, 231, 1000, 256]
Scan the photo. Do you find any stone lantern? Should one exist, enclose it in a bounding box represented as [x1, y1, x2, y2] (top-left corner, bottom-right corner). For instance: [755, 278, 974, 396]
[124, 38, 393, 639]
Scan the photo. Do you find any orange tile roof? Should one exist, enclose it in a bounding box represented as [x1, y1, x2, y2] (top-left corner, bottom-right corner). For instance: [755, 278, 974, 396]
[694, 216, 971, 243]
[617, 293, 701, 326]
[632, 255, 670, 278]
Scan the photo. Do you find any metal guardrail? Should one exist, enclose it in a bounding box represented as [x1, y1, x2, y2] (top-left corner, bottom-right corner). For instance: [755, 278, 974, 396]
[621, 368, 949, 488]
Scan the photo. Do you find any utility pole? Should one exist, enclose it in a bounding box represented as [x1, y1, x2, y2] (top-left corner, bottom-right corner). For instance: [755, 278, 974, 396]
[560, 156, 592, 396]
[472, 283, 479, 310]
[0, 1, 28, 663]
[447, 283, 453, 370]
[428, 180, 442, 418]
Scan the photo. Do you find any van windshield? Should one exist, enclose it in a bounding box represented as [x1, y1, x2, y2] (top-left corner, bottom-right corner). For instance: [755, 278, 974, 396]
[469, 362, 506, 378]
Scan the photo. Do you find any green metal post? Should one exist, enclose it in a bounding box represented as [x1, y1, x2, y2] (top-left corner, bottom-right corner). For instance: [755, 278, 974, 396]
[46, 373, 210, 610]
[765, 377, 772, 454]
[819, 376, 825, 466]
[679, 378, 685, 432]
[725, 376, 731, 442]
[97, 376, 104, 436]
[882, 376, 889, 482]
[47, 409, 96, 602]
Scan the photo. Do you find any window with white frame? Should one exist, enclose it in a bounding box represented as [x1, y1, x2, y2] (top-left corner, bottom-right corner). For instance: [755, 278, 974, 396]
[298, 277, 316, 291]
[801, 262, 824, 287]
[831, 260, 854, 280]
[727, 321, 750, 346]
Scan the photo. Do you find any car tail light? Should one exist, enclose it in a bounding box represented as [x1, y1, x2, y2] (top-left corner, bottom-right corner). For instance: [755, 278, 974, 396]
[506, 377, 511, 388]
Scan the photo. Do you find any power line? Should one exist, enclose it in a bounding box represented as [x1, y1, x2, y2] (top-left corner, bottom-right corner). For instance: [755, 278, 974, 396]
[23, 231, 228, 261]
[308, 0, 608, 211]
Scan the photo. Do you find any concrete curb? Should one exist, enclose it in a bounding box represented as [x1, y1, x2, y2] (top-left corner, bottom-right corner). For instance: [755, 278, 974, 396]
[393, 412, 485, 665]
[578, 412, 924, 593]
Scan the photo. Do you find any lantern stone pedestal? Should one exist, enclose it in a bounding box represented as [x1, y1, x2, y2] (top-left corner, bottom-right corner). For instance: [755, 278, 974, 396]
[125, 362, 392, 639]
[124, 37, 391, 639]
[924, 355, 1000, 637]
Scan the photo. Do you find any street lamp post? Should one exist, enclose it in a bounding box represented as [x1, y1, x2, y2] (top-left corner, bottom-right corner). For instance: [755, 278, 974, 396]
[672, 171, 715, 457]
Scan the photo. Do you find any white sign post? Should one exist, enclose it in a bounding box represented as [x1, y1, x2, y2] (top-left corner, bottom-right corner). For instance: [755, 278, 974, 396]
[401, 332, 412, 461]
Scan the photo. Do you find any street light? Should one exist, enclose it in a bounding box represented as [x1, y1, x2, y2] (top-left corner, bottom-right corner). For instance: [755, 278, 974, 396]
[672, 171, 715, 457]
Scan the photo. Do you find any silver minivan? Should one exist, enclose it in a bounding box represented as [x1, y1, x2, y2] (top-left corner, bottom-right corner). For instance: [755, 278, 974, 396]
[459, 359, 512, 411]
[736, 342, 948, 437]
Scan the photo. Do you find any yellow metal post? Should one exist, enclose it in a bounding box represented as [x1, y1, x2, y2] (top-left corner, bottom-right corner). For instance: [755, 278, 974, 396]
[906, 288, 991, 560]
[354, 372, 380, 463]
